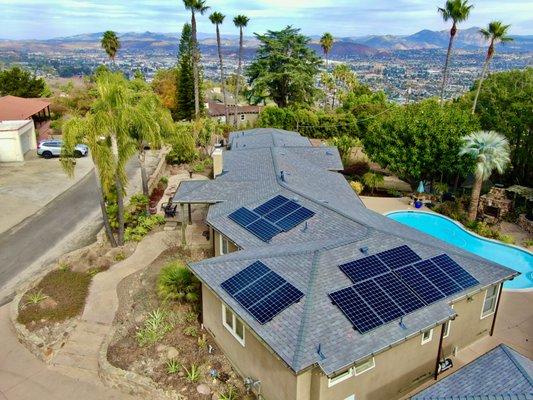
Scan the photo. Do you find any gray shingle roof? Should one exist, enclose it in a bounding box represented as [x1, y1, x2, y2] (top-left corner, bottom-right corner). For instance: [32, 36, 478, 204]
[173, 128, 518, 376]
[411, 344, 533, 400]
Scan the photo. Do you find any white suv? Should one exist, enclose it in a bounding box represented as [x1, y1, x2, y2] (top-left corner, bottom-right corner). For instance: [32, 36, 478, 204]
[37, 140, 89, 159]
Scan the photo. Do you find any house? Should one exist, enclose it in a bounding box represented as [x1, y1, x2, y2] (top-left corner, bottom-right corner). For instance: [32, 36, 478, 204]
[0, 95, 52, 140]
[411, 344, 533, 399]
[172, 128, 517, 400]
[206, 100, 262, 126]
[0, 120, 37, 162]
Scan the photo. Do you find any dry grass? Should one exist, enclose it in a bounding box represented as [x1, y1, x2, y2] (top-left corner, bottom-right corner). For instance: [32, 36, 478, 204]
[18, 269, 92, 328]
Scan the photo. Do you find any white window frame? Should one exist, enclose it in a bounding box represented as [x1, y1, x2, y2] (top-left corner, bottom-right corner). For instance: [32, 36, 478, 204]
[221, 304, 245, 346]
[443, 320, 451, 338]
[481, 284, 500, 319]
[354, 357, 375, 376]
[219, 235, 230, 255]
[421, 329, 433, 345]
[328, 357, 375, 387]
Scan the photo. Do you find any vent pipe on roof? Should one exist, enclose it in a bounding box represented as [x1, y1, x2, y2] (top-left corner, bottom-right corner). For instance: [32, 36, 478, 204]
[360, 247, 369, 255]
[280, 170, 286, 182]
[316, 344, 326, 360]
[399, 317, 407, 330]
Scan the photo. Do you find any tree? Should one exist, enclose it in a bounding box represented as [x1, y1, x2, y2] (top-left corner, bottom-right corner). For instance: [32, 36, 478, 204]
[183, 0, 209, 118]
[209, 11, 228, 123]
[247, 26, 322, 108]
[176, 23, 203, 121]
[319, 32, 334, 68]
[472, 21, 513, 114]
[363, 99, 478, 187]
[460, 68, 532, 185]
[459, 131, 510, 220]
[151, 68, 179, 116]
[233, 14, 250, 127]
[437, 0, 473, 103]
[101, 31, 121, 62]
[362, 172, 384, 195]
[0, 66, 48, 97]
[328, 135, 361, 165]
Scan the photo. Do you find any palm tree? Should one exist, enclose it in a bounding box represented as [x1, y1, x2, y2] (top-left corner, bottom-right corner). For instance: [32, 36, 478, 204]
[459, 131, 510, 220]
[471, 21, 513, 114]
[320, 32, 334, 68]
[183, 0, 209, 118]
[233, 14, 249, 127]
[209, 11, 229, 123]
[437, 0, 473, 103]
[101, 31, 121, 63]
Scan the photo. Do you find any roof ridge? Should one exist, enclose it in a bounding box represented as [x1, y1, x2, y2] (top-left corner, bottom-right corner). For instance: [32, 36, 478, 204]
[291, 250, 322, 370]
[500, 345, 533, 388]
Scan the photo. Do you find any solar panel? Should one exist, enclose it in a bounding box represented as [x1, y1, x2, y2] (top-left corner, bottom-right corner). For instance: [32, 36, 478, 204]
[253, 195, 290, 215]
[374, 272, 426, 313]
[249, 283, 304, 324]
[234, 271, 285, 308]
[221, 261, 304, 324]
[431, 254, 479, 289]
[228, 207, 260, 227]
[221, 261, 270, 295]
[264, 200, 300, 223]
[414, 260, 462, 296]
[354, 280, 403, 323]
[340, 255, 390, 283]
[246, 219, 282, 241]
[377, 245, 421, 269]
[276, 207, 315, 231]
[395, 265, 445, 304]
[329, 286, 383, 333]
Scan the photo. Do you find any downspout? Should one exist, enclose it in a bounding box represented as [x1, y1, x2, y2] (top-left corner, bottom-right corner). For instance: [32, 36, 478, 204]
[434, 323, 446, 380]
[181, 203, 187, 246]
[490, 283, 504, 336]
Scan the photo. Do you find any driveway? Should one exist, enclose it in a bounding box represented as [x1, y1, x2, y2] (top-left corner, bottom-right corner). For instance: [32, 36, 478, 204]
[0, 155, 93, 235]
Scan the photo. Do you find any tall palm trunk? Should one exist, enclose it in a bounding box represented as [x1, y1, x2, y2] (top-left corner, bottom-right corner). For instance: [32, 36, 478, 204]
[468, 171, 483, 220]
[234, 27, 244, 127]
[191, 11, 200, 118]
[215, 24, 228, 123]
[472, 42, 494, 114]
[139, 148, 149, 196]
[110, 135, 125, 245]
[93, 164, 117, 247]
[440, 23, 457, 104]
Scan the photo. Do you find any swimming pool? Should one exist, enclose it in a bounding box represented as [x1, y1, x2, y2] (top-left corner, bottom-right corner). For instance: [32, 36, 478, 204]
[387, 211, 533, 290]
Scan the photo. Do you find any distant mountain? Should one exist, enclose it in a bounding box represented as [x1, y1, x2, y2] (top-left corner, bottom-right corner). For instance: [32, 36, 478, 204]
[350, 27, 533, 51]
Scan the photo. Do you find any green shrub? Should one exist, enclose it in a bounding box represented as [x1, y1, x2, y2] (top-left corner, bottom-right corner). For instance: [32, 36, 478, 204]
[184, 364, 200, 382]
[498, 234, 515, 244]
[166, 128, 197, 165]
[350, 181, 364, 194]
[136, 309, 173, 346]
[125, 214, 165, 242]
[166, 359, 181, 374]
[183, 325, 198, 337]
[362, 172, 384, 195]
[157, 261, 200, 303]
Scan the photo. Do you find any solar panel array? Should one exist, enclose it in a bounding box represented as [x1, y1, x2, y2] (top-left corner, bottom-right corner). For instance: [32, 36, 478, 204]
[228, 195, 315, 242]
[329, 246, 479, 334]
[221, 261, 304, 324]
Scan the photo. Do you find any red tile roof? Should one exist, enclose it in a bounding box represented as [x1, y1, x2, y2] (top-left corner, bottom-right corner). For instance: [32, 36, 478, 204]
[207, 100, 262, 117]
[0, 95, 51, 121]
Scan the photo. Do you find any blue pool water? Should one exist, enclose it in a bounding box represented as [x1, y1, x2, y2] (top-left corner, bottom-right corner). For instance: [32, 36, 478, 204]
[387, 211, 533, 290]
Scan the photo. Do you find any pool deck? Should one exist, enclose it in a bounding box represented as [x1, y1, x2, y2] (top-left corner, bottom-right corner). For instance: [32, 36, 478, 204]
[361, 196, 533, 399]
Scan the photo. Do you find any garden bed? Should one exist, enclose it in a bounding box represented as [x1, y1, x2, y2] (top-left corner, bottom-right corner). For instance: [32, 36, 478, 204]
[107, 248, 251, 400]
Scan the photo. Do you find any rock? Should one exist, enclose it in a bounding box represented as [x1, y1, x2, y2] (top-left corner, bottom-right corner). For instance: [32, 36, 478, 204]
[86, 249, 98, 263]
[166, 346, 179, 359]
[38, 297, 58, 310]
[156, 344, 168, 353]
[197, 384, 211, 395]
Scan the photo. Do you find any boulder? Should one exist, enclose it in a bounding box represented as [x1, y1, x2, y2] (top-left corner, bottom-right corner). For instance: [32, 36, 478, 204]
[166, 346, 179, 359]
[197, 384, 211, 395]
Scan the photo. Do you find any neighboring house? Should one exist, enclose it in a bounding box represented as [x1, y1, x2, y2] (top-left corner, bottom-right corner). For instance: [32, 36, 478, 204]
[0, 120, 37, 162]
[172, 128, 517, 400]
[206, 100, 262, 126]
[0, 95, 52, 140]
[411, 344, 533, 399]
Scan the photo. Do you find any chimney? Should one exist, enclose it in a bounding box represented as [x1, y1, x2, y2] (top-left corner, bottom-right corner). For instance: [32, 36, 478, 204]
[212, 148, 223, 178]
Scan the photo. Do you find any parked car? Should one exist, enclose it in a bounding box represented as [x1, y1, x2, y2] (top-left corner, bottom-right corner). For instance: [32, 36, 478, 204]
[37, 140, 89, 159]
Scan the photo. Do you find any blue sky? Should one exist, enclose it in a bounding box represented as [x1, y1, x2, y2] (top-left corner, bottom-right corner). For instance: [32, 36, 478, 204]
[0, 0, 531, 39]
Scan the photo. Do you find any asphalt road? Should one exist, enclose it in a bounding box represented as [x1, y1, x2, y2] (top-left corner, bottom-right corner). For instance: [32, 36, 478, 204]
[0, 158, 140, 303]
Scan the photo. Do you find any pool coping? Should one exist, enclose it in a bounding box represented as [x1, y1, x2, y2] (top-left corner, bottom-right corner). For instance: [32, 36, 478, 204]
[384, 209, 533, 292]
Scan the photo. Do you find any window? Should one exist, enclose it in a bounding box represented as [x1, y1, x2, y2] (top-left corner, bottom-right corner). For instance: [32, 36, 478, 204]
[328, 357, 375, 387]
[481, 284, 499, 319]
[443, 320, 451, 338]
[421, 329, 433, 345]
[220, 235, 230, 255]
[328, 368, 353, 387]
[354, 357, 375, 375]
[222, 304, 245, 345]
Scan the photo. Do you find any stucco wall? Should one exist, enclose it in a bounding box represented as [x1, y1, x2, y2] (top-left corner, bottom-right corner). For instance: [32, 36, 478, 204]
[0, 122, 36, 162]
[202, 285, 301, 400]
[213, 230, 239, 257]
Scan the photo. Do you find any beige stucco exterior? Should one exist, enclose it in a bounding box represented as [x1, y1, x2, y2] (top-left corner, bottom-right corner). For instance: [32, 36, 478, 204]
[213, 230, 239, 256]
[201, 271, 500, 400]
[0, 120, 36, 162]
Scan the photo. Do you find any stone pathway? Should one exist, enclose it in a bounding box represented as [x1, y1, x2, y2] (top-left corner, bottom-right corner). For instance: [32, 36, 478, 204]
[49, 230, 178, 385]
